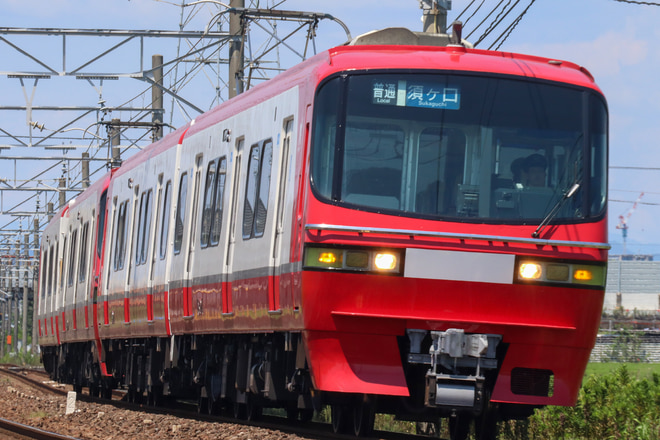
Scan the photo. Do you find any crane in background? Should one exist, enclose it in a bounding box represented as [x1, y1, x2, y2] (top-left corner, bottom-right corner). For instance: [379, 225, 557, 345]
[616, 192, 644, 255]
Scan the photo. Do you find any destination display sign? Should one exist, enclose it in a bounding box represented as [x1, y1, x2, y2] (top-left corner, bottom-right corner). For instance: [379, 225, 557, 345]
[372, 80, 460, 110]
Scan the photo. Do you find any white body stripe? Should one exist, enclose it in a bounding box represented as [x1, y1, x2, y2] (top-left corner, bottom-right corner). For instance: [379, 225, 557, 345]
[404, 248, 515, 284]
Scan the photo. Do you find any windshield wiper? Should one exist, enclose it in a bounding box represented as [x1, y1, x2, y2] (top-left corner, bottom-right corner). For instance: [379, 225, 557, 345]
[531, 183, 580, 238]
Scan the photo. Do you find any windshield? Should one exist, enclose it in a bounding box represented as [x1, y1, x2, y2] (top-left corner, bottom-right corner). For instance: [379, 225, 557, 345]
[311, 73, 607, 224]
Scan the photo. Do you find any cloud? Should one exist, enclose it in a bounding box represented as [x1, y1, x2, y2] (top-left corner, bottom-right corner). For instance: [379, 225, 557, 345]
[509, 31, 648, 79]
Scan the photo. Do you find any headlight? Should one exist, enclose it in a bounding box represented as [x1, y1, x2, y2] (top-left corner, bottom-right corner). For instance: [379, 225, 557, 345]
[519, 263, 542, 280]
[374, 252, 398, 270]
[304, 245, 402, 274]
[515, 258, 606, 288]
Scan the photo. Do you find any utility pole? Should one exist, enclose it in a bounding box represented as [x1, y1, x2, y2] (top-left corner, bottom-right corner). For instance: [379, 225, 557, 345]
[110, 118, 122, 169]
[59, 177, 66, 210]
[228, 0, 245, 99]
[152, 54, 164, 142]
[13, 239, 19, 354]
[0, 299, 5, 358]
[82, 152, 90, 189]
[32, 218, 39, 354]
[420, 0, 451, 34]
[22, 232, 28, 355]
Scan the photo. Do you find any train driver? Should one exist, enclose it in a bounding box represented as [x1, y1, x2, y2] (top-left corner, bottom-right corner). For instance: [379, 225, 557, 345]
[521, 153, 547, 188]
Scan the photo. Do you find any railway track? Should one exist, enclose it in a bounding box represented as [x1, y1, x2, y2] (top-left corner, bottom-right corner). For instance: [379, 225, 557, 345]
[0, 365, 435, 440]
[0, 417, 81, 440]
[0, 366, 434, 440]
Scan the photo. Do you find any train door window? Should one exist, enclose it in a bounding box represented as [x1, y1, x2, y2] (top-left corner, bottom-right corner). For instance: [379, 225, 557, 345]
[135, 189, 152, 265]
[135, 190, 146, 264]
[127, 186, 141, 282]
[174, 172, 188, 254]
[114, 199, 129, 270]
[226, 139, 243, 269]
[50, 244, 55, 296]
[106, 197, 117, 291]
[150, 177, 163, 280]
[40, 247, 48, 302]
[201, 159, 218, 248]
[97, 191, 107, 259]
[78, 221, 90, 283]
[60, 237, 67, 291]
[140, 189, 153, 265]
[242, 138, 273, 239]
[53, 242, 59, 299]
[67, 228, 79, 287]
[276, 119, 293, 231]
[47, 246, 53, 296]
[210, 157, 227, 246]
[187, 156, 203, 271]
[160, 180, 172, 259]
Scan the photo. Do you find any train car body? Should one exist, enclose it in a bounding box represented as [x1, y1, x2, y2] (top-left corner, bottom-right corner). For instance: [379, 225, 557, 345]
[38, 28, 608, 438]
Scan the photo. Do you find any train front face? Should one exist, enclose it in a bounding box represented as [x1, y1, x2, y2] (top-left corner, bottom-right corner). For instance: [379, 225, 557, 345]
[301, 65, 608, 416]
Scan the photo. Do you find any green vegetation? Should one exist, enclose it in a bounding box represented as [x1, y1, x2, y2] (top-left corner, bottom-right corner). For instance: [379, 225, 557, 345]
[28, 411, 49, 419]
[498, 364, 660, 440]
[585, 362, 660, 380]
[0, 350, 41, 366]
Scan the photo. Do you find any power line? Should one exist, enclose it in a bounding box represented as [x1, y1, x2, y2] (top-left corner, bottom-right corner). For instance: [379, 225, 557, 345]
[613, 0, 660, 5]
[611, 189, 660, 195]
[454, 0, 485, 28]
[611, 166, 660, 170]
[472, 0, 516, 45]
[610, 199, 660, 206]
[490, 0, 537, 50]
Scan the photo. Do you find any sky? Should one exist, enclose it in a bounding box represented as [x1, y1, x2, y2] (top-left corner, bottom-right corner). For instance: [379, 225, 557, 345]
[2, 0, 660, 255]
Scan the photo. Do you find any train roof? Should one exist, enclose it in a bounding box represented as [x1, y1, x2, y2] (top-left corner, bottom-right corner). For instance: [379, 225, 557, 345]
[323, 42, 600, 94]
[90, 27, 605, 198]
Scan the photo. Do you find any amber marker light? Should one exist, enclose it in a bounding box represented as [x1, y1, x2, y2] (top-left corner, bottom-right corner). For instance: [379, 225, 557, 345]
[573, 269, 593, 281]
[519, 262, 542, 280]
[318, 252, 337, 264]
[374, 252, 398, 271]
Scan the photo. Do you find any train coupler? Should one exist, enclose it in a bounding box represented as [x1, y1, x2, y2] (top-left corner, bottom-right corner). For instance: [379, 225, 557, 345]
[407, 328, 501, 411]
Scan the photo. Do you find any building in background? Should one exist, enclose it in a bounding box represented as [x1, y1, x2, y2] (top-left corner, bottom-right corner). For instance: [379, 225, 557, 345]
[605, 255, 660, 314]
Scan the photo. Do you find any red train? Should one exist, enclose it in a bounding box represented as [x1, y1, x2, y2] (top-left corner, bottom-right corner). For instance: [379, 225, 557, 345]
[37, 27, 609, 439]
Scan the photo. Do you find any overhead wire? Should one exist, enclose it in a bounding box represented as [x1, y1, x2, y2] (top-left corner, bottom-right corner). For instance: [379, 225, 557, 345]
[453, 0, 484, 27]
[466, 0, 508, 40]
[612, 0, 660, 5]
[473, 0, 522, 47]
[489, 0, 537, 50]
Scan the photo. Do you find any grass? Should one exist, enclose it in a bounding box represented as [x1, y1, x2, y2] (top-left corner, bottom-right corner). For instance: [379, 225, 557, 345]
[585, 362, 660, 380]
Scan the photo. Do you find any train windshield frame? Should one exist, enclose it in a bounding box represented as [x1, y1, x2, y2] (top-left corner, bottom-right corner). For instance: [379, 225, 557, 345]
[310, 71, 608, 224]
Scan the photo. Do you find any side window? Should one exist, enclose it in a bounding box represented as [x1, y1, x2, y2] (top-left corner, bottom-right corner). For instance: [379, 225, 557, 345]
[174, 173, 188, 254]
[200, 157, 227, 247]
[114, 200, 129, 270]
[67, 229, 78, 287]
[134, 190, 153, 265]
[211, 158, 227, 245]
[242, 139, 273, 239]
[201, 160, 218, 248]
[78, 222, 89, 283]
[160, 180, 172, 259]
